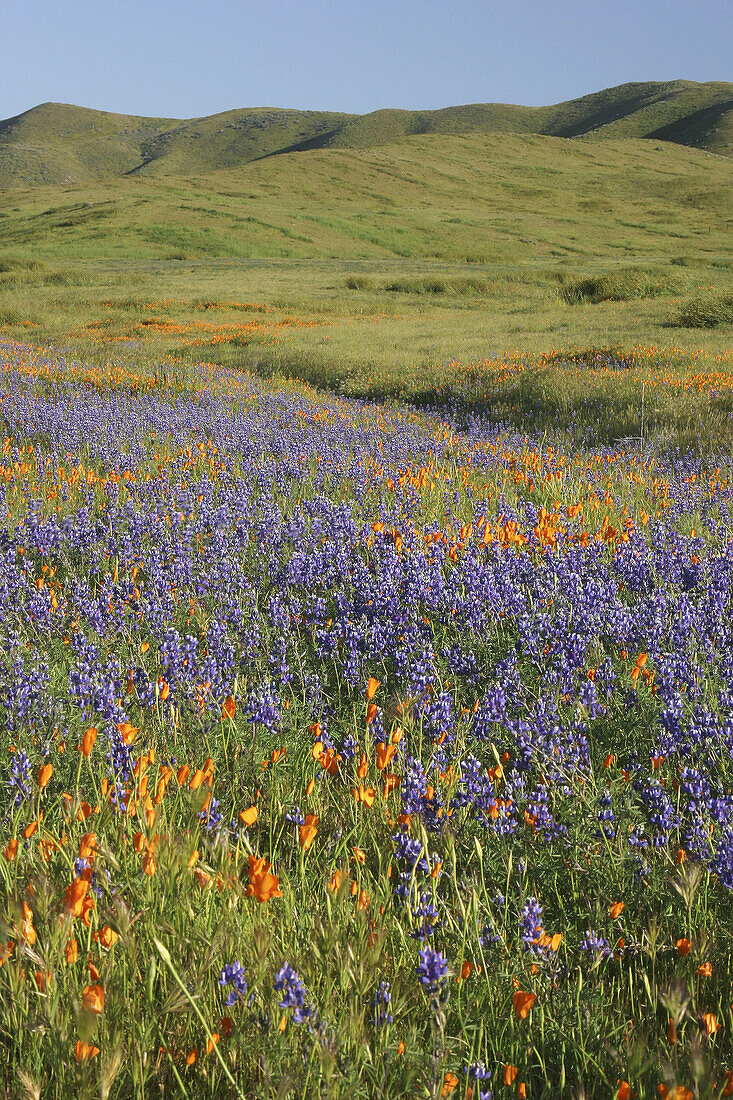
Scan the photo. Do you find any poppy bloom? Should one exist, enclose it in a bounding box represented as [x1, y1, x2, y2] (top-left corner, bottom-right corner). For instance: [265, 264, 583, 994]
[221, 696, 236, 721]
[246, 854, 283, 902]
[299, 814, 318, 851]
[328, 868, 347, 893]
[676, 938, 692, 956]
[20, 901, 36, 945]
[3, 839, 18, 862]
[65, 877, 90, 917]
[83, 983, 104, 1014]
[79, 833, 96, 861]
[96, 925, 118, 949]
[75, 1041, 100, 1062]
[610, 901, 625, 919]
[441, 1072, 458, 1096]
[366, 677, 380, 701]
[239, 806, 257, 827]
[81, 727, 97, 757]
[512, 990, 536, 1020]
[37, 763, 53, 788]
[351, 785, 376, 807]
[376, 742, 397, 770]
[65, 938, 79, 964]
[696, 962, 712, 977]
[503, 1065, 518, 1086]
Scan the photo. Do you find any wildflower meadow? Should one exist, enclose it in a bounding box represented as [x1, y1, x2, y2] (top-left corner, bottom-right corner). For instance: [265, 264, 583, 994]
[2, 338, 733, 1098]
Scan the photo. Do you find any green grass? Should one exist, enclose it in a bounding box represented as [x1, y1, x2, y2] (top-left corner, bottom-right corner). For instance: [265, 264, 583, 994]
[0, 129, 729, 396]
[670, 293, 733, 328]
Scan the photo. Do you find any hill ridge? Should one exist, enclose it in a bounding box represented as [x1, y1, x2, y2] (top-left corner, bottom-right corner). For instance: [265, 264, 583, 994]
[0, 79, 732, 187]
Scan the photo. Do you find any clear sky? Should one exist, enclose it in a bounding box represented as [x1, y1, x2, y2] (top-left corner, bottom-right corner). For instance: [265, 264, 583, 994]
[2, 0, 731, 121]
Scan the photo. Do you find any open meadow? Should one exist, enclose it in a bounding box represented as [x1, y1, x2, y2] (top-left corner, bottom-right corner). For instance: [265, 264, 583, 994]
[1, 84, 733, 1099]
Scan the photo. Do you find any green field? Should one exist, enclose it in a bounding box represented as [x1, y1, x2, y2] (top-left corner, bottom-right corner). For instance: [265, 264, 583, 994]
[2, 82, 733, 1099]
[0, 104, 732, 401]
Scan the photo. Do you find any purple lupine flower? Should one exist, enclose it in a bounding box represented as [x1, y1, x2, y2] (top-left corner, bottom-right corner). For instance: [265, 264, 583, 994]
[274, 963, 313, 1024]
[372, 980, 393, 1027]
[416, 946, 449, 991]
[220, 961, 248, 1007]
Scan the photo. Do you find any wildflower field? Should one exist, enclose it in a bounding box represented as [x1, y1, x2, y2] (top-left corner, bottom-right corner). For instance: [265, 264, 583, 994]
[3, 338, 733, 1099]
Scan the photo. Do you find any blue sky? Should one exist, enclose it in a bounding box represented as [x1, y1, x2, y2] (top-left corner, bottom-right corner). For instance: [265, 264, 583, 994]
[2, 0, 730, 120]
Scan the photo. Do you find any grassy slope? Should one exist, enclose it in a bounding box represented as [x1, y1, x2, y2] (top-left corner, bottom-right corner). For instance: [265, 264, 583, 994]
[1, 133, 730, 263]
[0, 130, 730, 394]
[0, 81, 731, 188]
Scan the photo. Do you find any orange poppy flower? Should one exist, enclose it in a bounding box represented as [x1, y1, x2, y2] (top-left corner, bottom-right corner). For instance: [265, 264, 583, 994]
[141, 849, 156, 876]
[81, 727, 97, 757]
[351, 784, 376, 807]
[75, 1040, 100, 1062]
[328, 867, 347, 893]
[221, 695, 236, 720]
[20, 902, 36, 945]
[441, 1072, 458, 1096]
[616, 1082, 633, 1100]
[503, 1065, 518, 1086]
[366, 703, 378, 726]
[188, 768, 205, 791]
[299, 815, 318, 851]
[96, 925, 118, 949]
[696, 961, 712, 977]
[366, 677, 380, 701]
[319, 748, 341, 775]
[3, 838, 18, 862]
[703, 1012, 720, 1035]
[64, 876, 90, 917]
[376, 742, 397, 770]
[512, 990, 536, 1020]
[246, 854, 282, 902]
[82, 983, 104, 1014]
[38, 763, 53, 788]
[676, 937, 691, 956]
[78, 833, 96, 861]
[239, 806, 257, 827]
[186, 1049, 197, 1066]
[610, 901, 625, 919]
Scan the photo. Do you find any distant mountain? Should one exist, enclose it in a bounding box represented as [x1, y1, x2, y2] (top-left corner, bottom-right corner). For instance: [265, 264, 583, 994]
[0, 80, 731, 187]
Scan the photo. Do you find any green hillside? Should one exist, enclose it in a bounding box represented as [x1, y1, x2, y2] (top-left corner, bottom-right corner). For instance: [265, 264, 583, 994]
[0, 80, 731, 187]
[1, 132, 730, 263]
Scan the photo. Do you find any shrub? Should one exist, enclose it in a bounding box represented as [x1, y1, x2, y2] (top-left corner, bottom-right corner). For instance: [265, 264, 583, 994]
[559, 267, 683, 305]
[670, 293, 733, 328]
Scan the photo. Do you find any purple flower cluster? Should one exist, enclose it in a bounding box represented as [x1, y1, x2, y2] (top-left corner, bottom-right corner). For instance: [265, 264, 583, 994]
[274, 962, 313, 1024]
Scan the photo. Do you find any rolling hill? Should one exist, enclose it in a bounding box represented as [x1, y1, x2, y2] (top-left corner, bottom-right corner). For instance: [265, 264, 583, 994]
[0, 132, 730, 264]
[0, 80, 731, 187]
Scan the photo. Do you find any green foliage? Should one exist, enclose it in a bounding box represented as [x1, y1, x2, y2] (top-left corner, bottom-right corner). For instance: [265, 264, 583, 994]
[671, 293, 733, 328]
[559, 267, 685, 305]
